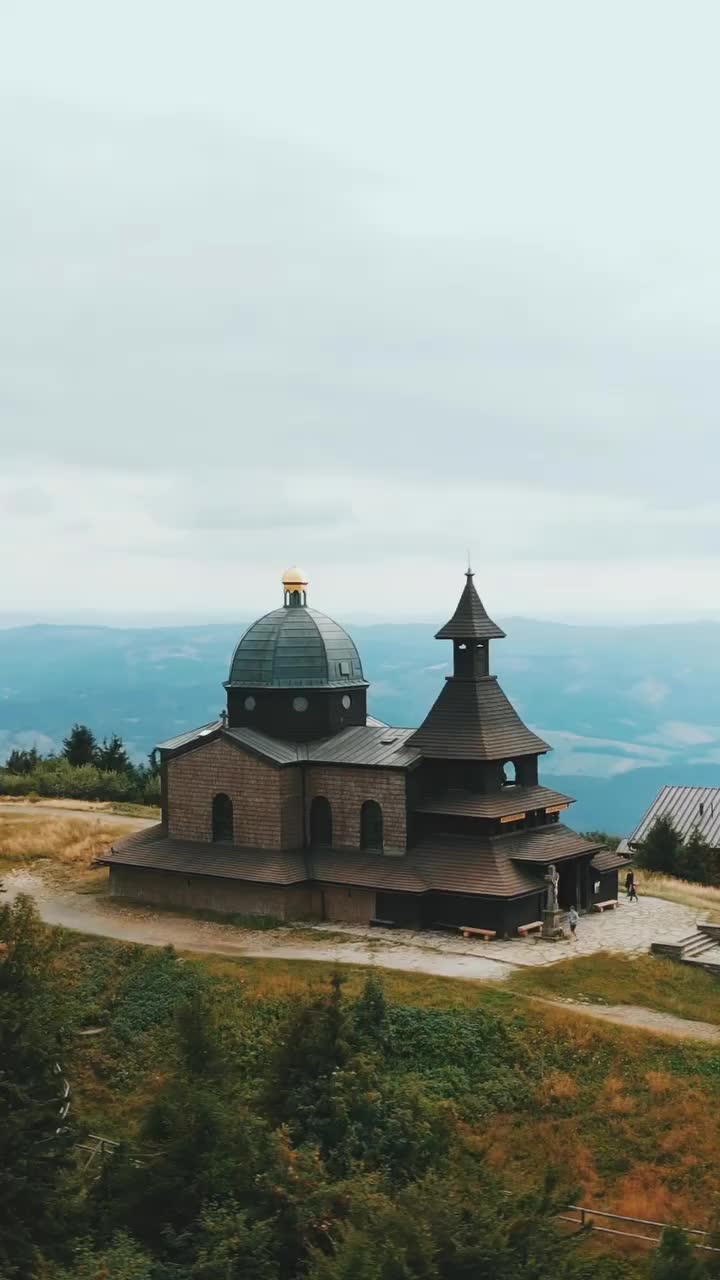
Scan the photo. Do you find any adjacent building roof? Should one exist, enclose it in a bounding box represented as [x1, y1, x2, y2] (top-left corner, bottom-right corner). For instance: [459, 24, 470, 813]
[435, 572, 506, 641]
[626, 785, 720, 849]
[226, 605, 367, 690]
[408, 676, 550, 761]
[415, 784, 573, 819]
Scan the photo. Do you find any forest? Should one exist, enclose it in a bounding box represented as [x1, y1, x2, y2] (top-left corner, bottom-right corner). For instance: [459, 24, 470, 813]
[2, 890, 718, 1280]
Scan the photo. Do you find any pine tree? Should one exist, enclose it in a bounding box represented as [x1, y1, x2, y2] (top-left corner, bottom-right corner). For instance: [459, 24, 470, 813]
[679, 827, 717, 886]
[96, 733, 132, 774]
[354, 972, 390, 1048]
[0, 895, 75, 1276]
[62, 723, 98, 767]
[650, 1226, 707, 1280]
[636, 814, 683, 875]
[5, 747, 40, 775]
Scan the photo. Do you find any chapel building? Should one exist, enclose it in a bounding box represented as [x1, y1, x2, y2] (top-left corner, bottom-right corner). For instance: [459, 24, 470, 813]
[101, 569, 629, 936]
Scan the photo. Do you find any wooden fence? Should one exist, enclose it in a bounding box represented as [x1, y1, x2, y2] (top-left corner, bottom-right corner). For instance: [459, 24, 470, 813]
[559, 1204, 720, 1253]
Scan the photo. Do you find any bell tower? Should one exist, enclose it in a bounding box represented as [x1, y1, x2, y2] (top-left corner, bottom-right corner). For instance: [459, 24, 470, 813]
[435, 569, 506, 676]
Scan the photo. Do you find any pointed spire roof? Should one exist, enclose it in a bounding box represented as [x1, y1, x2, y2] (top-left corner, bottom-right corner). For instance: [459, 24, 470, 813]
[435, 572, 506, 641]
[408, 675, 549, 760]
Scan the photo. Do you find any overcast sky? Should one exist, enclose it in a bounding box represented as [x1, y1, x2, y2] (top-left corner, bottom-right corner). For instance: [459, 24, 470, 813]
[3, 0, 720, 624]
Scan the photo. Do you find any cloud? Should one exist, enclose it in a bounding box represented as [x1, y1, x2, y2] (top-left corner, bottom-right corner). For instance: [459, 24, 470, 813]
[642, 721, 720, 747]
[3, 2, 720, 617]
[628, 679, 670, 707]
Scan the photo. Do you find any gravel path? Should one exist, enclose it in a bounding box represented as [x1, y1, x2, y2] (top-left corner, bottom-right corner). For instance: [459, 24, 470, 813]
[2, 868, 512, 982]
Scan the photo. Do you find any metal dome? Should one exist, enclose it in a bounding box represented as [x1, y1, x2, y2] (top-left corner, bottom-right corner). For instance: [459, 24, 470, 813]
[226, 605, 367, 690]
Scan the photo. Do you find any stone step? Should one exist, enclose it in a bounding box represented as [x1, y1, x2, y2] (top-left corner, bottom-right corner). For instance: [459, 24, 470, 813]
[683, 935, 719, 957]
[699, 923, 720, 943]
[652, 934, 701, 960]
[683, 945, 720, 975]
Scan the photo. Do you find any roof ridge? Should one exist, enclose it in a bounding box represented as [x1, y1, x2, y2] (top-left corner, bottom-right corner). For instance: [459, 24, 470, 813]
[302, 606, 329, 682]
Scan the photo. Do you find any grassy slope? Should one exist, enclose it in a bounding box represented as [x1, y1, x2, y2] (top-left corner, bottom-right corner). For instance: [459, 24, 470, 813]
[509, 951, 720, 1026]
[635, 870, 720, 920]
[56, 933, 720, 1234]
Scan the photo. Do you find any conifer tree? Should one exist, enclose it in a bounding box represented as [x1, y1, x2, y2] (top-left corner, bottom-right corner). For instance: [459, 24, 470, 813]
[61, 723, 98, 767]
[96, 733, 132, 774]
[679, 827, 717, 886]
[650, 1226, 707, 1280]
[0, 896, 74, 1277]
[636, 814, 682, 875]
[5, 747, 40, 775]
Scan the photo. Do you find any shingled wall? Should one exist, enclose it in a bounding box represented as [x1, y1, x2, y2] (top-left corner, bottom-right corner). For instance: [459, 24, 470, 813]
[306, 765, 407, 853]
[167, 738, 286, 847]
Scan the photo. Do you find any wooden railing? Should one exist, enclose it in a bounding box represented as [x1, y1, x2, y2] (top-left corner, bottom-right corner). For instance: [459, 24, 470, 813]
[559, 1205, 720, 1253]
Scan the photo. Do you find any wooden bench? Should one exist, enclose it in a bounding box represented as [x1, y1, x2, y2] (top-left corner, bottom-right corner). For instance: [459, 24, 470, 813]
[593, 900, 619, 913]
[460, 926, 496, 941]
[518, 920, 543, 937]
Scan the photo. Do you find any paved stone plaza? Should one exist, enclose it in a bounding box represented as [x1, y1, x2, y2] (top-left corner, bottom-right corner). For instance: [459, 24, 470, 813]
[307, 894, 701, 968]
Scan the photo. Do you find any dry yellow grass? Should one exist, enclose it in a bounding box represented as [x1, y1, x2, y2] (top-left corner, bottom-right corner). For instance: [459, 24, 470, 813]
[637, 870, 720, 919]
[0, 815, 129, 865]
[0, 797, 160, 819]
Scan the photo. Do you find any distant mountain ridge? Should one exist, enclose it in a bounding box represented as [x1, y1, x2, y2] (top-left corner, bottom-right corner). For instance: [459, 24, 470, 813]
[1, 616, 719, 834]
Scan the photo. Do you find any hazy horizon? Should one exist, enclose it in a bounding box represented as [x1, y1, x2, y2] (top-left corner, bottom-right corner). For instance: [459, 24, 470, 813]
[4, 604, 720, 631]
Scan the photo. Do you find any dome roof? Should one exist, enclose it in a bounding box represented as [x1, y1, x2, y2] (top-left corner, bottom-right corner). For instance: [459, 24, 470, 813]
[227, 605, 367, 690]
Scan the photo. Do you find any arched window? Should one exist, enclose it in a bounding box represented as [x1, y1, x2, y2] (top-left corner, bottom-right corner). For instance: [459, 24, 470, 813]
[310, 796, 333, 847]
[360, 800, 384, 851]
[503, 761, 517, 787]
[212, 793, 234, 843]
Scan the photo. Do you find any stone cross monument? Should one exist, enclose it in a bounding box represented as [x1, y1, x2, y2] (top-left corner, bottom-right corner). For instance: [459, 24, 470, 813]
[542, 862, 564, 940]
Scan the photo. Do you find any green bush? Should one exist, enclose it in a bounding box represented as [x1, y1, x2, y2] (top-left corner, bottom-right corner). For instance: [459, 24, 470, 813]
[0, 757, 159, 806]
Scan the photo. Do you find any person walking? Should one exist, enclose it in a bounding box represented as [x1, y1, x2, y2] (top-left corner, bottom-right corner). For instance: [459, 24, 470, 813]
[568, 905, 579, 942]
[625, 870, 634, 896]
[628, 875, 639, 903]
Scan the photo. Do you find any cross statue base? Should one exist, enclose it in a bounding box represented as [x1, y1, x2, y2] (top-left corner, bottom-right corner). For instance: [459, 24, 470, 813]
[541, 909, 566, 941]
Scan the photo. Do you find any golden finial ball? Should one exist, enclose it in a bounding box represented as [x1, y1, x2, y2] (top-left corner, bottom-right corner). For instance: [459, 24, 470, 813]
[282, 566, 308, 589]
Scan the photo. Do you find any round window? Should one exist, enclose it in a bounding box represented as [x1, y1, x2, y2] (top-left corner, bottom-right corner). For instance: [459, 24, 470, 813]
[341, 694, 352, 710]
[292, 696, 309, 712]
[244, 695, 256, 711]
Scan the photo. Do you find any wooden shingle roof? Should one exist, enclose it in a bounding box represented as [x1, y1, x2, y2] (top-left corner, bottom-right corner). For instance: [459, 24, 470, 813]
[415, 784, 573, 819]
[435, 572, 506, 640]
[157, 723, 420, 770]
[102, 826, 309, 884]
[499, 823, 603, 864]
[591, 848, 633, 873]
[408, 676, 549, 760]
[101, 824, 563, 900]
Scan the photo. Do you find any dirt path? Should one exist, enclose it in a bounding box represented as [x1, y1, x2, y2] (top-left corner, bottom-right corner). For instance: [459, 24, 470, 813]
[530, 996, 720, 1044]
[0, 802, 153, 828]
[5, 866, 720, 1043]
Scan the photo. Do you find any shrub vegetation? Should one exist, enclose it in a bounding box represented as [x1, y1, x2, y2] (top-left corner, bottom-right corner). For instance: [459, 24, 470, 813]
[3, 904, 720, 1278]
[0, 722, 160, 806]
